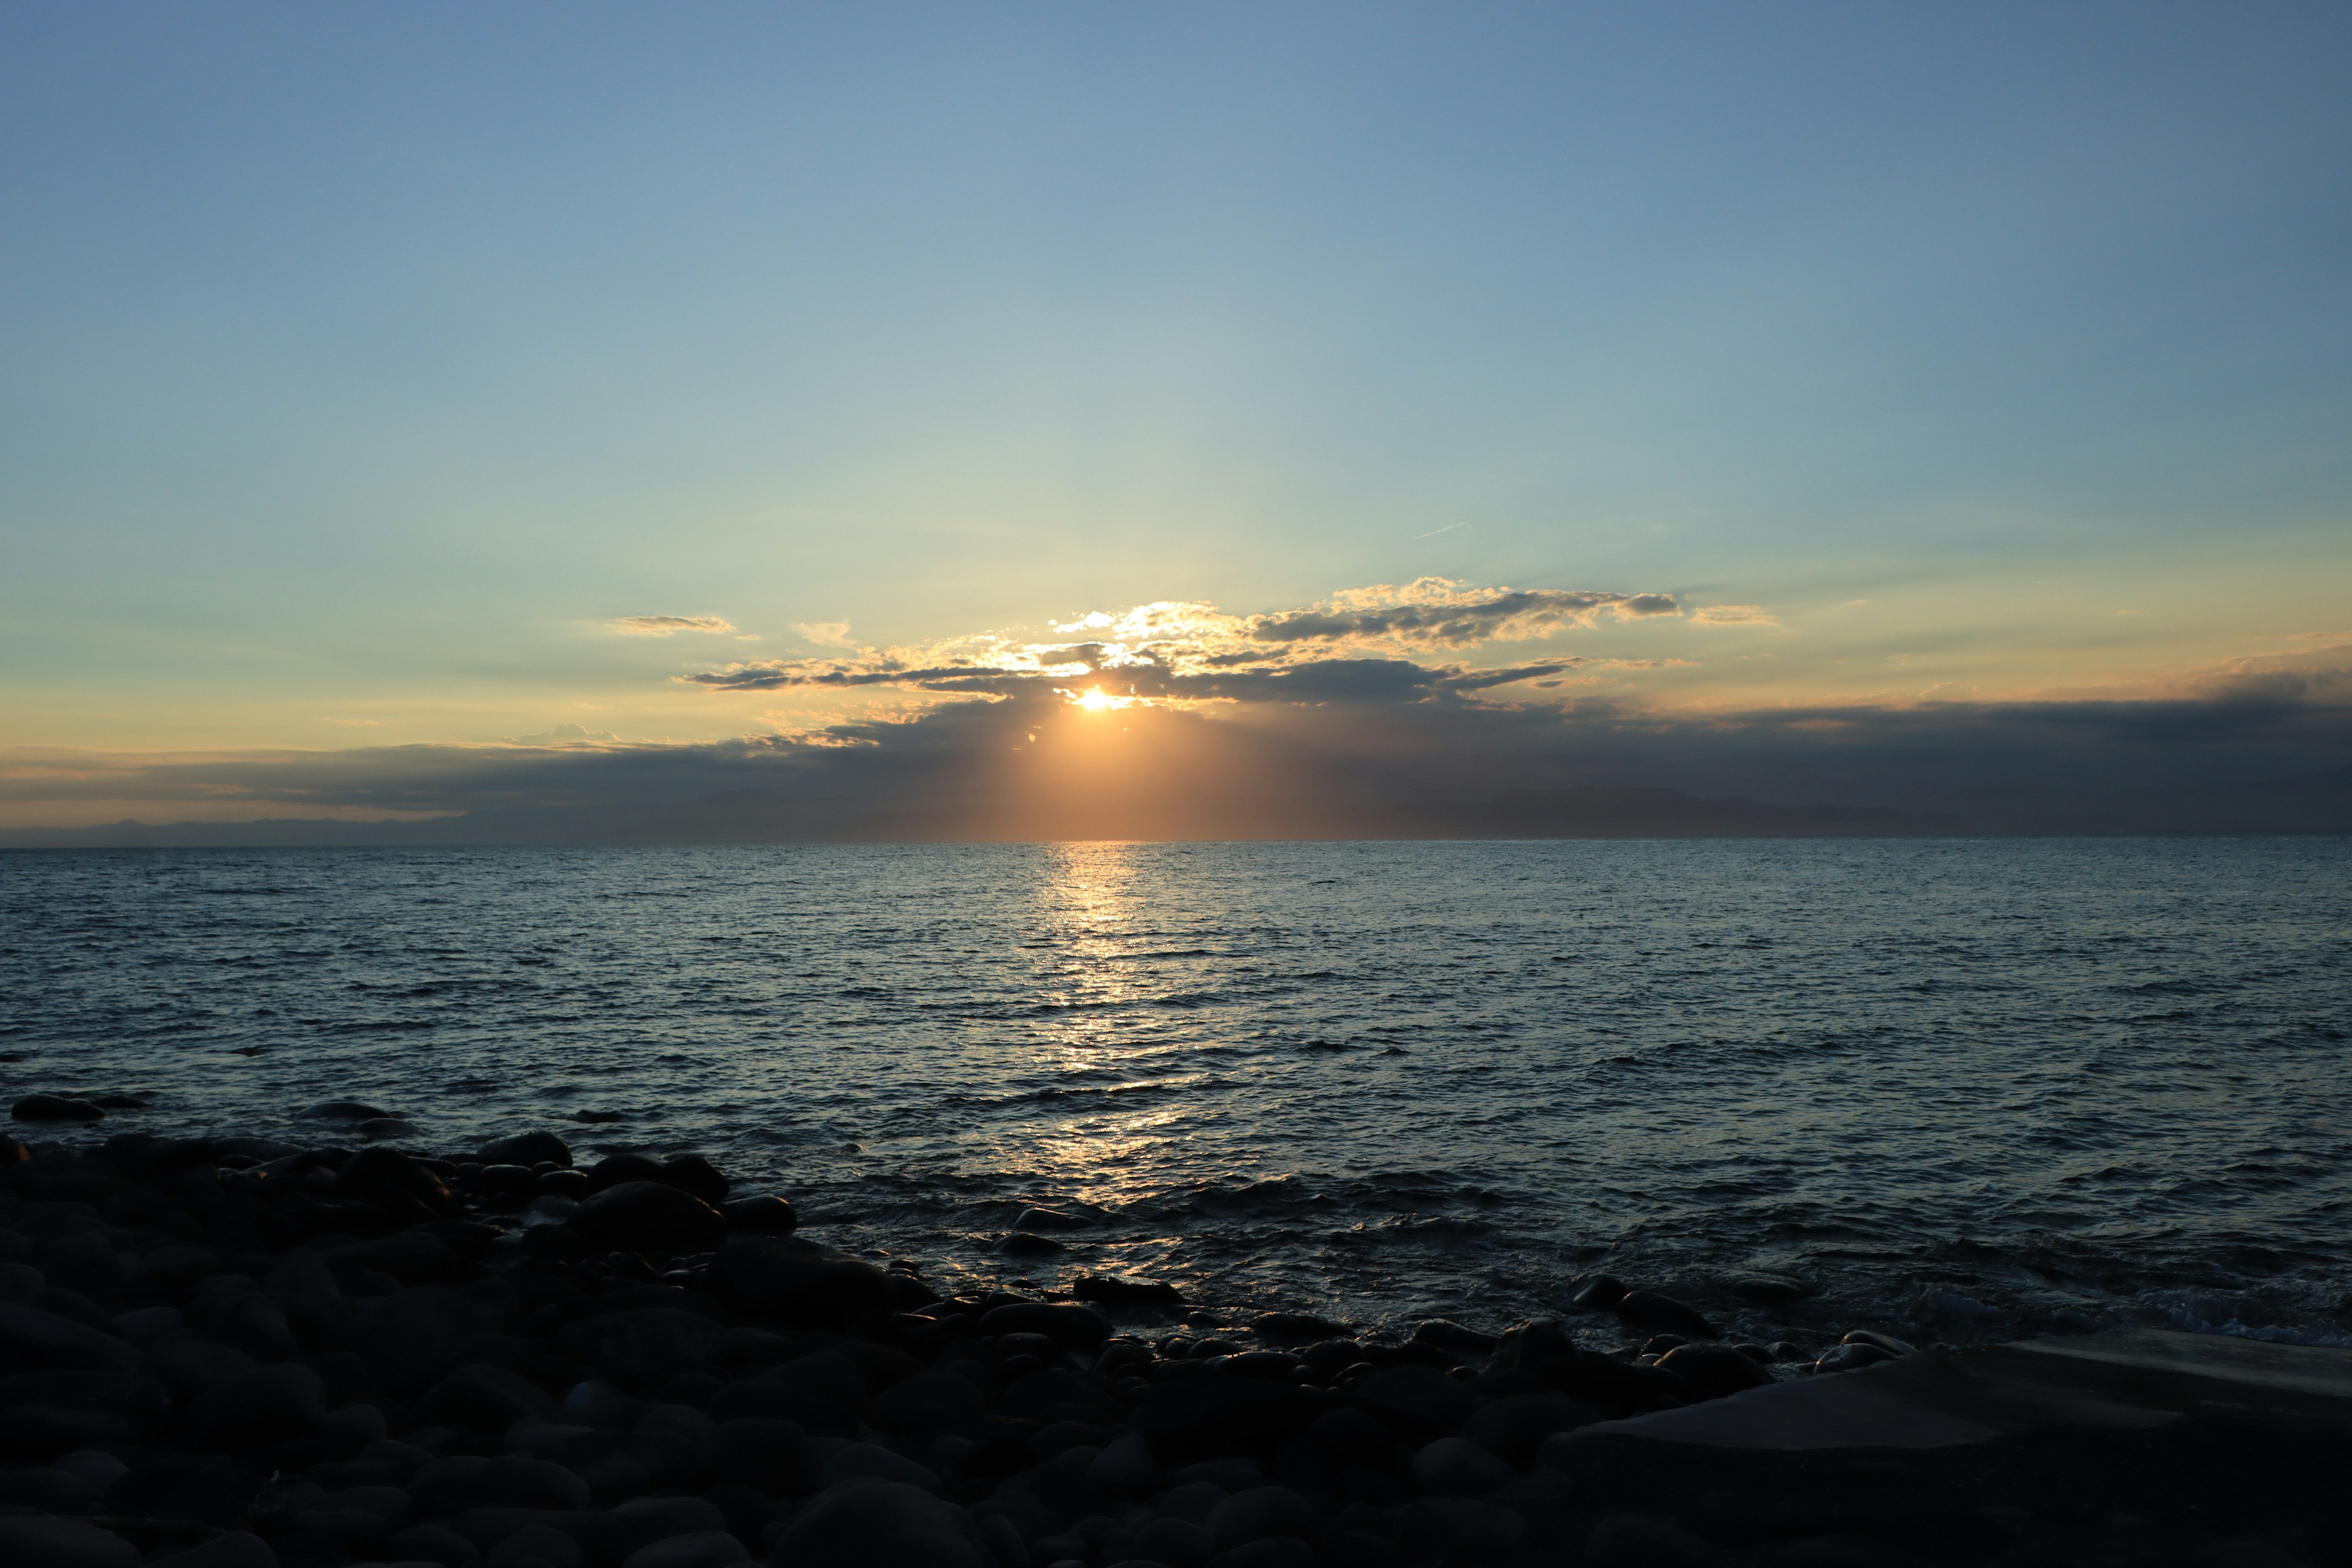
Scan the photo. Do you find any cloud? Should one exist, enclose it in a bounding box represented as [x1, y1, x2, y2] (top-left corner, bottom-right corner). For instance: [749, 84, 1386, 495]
[1692, 605, 1780, 627]
[796, 621, 857, 649]
[687, 580, 1673, 707]
[503, 722, 622, 746]
[610, 615, 736, 636]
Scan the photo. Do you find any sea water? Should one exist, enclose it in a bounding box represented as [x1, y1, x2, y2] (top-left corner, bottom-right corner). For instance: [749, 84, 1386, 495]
[4, 839, 2348, 1348]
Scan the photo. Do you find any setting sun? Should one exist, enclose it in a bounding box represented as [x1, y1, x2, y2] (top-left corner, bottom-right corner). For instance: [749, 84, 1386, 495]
[1071, 687, 1129, 712]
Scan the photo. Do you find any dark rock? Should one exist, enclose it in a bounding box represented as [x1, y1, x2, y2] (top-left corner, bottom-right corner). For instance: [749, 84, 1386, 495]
[771, 1478, 989, 1568]
[1725, 1273, 1814, 1304]
[1841, 1329, 1917, 1356]
[357, 1117, 423, 1140]
[1249, 1313, 1351, 1345]
[477, 1455, 593, 1510]
[394, 1523, 484, 1568]
[0, 1517, 141, 1568]
[149, 1531, 280, 1568]
[322, 1232, 462, 1285]
[1614, 1291, 1716, 1340]
[1207, 1486, 1316, 1550]
[1221, 1539, 1314, 1568]
[1814, 1342, 1894, 1373]
[540, 1169, 589, 1198]
[722, 1197, 796, 1235]
[334, 1147, 454, 1222]
[1349, 1364, 1485, 1444]
[708, 1238, 889, 1327]
[657, 1156, 729, 1207]
[1569, 1275, 1627, 1311]
[1654, 1343, 1773, 1401]
[1015, 1207, 1093, 1231]
[426, 1362, 560, 1433]
[1133, 1374, 1321, 1463]
[605, 1495, 728, 1559]
[559, 1308, 725, 1379]
[820, 1441, 940, 1491]
[299, 1100, 391, 1118]
[622, 1531, 747, 1568]
[1073, 1276, 1186, 1311]
[12, 1095, 107, 1123]
[1459, 1392, 1599, 1464]
[993, 1232, 1062, 1257]
[487, 1525, 581, 1568]
[483, 1132, 574, 1169]
[570, 1183, 727, 1257]
[584, 1154, 666, 1194]
[264, 1248, 352, 1347]
[1411, 1319, 1498, 1359]
[715, 1415, 810, 1485]
[0, 1464, 104, 1512]
[183, 1359, 326, 1448]
[573, 1110, 625, 1125]
[978, 1301, 1112, 1352]
[1585, 1513, 1711, 1568]
[0, 1301, 140, 1374]
[994, 1366, 1113, 1426]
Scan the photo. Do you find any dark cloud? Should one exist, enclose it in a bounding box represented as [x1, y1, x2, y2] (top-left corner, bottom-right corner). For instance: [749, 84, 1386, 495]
[1246, 589, 1677, 647]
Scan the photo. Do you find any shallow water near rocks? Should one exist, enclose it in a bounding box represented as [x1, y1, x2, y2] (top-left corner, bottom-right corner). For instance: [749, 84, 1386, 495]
[4, 839, 2348, 1350]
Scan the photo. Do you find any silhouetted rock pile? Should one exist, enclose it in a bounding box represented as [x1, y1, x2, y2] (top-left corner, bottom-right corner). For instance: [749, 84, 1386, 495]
[1, 1120, 2342, 1568]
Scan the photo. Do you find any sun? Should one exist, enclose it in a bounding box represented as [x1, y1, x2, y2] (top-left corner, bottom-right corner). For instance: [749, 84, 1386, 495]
[1073, 688, 1122, 712]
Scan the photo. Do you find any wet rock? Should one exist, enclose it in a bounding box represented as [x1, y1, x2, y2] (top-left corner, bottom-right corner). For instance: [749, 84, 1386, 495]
[1614, 1291, 1716, 1340]
[623, 1532, 747, 1568]
[584, 1154, 666, 1193]
[1073, 1276, 1186, 1312]
[1726, 1273, 1814, 1304]
[569, 1183, 727, 1257]
[1016, 1206, 1093, 1231]
[12, 1095, 108, 1123]
[357, 1117, 424, 1140]
[720, 1197, 796, 1235]
[482, 1132, 573, 1169]
[1569, 1275, 1627, 1311]
[1841, 1329, 1917, 1357]
[1585, 1512, 1711, 1568]
[149, 1532, 280, 1568]
[300, 1101, 391, 1120]
[1655, 1343, 1773, 1401]
[994, 1233, 1062, 1257]
[184, 1359, 327, 1448]
[1133, 1376, 1320, 1464]
[708, 1238, 888, 1327]
[1411, 1319, 1498, 1359]
[978, 1301, 1113, 1352]
[334, 1147, 455, 1223]
[772, 1478, 989, 1568]
[0, 1516, 141, 1568]
[1814, 1342, 1894, 1374]
[1247, 1313, 1350, 1346]
[1412, 1435, 1515, 1496]
[656, 1156, 729, 1207]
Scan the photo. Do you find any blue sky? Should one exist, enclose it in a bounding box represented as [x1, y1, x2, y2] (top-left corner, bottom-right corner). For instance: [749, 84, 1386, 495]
[2, 3, 2348, 805]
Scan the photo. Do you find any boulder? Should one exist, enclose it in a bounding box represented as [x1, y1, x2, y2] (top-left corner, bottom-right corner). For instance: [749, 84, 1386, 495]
[1568, 1275, 1627, 1311]
[622, 1533, 747, 1568]
[333, 1147, 454, 1223]
[0, 1517, 141, 1568]
[584, 1154, 665, 1194]
[976, 1301, 1112, 1352]
[1133, 1374, 1321, 1463]
[1348, 1365, 1485, 1444]
[559, 1308, 725, 1379]
[1458, 1392, 1598, 1464]
[1411, 1436, 1515, 1497]
[770, 1479, 988, 1568]
[425, 1363, 560, 1433]
[656, 1156, 729, 1207]
[1654, 1343, 1773, 1400]
[604, 1496, 728, 1561]
[1207, 1487, 1316, 1551]
[568, 1183, 726, 1257]
[183, 1360, 327, 1449]
[481, 1132, 573, 1169]
[1613, 1291, 1716, 1340]
[720, 1197, 796, 1235]
[1072, 1276, 1186, 1312]
[486, 1525, 581, 1568]
[11, 1095, 107, 1123]
[707, 1238, 888, 1327]
[0, 1302, 140, 1374]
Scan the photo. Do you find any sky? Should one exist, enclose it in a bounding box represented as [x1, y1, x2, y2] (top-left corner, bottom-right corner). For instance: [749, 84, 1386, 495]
[2, 3, 2348, 837]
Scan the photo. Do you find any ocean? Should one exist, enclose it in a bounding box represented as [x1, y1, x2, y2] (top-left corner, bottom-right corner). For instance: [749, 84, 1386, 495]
[4, 838, 2348, 1350]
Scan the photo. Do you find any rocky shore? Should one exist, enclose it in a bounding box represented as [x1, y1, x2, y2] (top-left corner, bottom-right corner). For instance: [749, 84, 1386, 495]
[2, 1107, 2343, 1568]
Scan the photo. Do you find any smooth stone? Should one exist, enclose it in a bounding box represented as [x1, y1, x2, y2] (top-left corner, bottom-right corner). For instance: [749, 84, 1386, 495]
[184, 1359, 327, 1448]
[619, 1532, 747, 1568]
[1569, 1275, 1628, 1311]
[485, 1526, 581, 1568]
[1015, 1207, 1093, 1232]
[392, 1525, 483, 1568]
[1841, 1329, 1918, 1357]
[1072, 1277, 1186, 1311]
[1087, 1431, 1159, 1495]
[1133, 1373, 1321, 1464]
[334, 1147, 455, 1221]
[358, 1118, 425, 1141]
[994, 1233, 1063, 1257]
[326, 1485, 413, 1525]
[300, 1101, 393, 1119]
[475, 1457, 592, 1510]
[1815, 1341, 1895, 1373]
[0, 1517, 141, 1568]
[322, 1402, 390, 1454]
[1726, 1273, 1815, 1304]
[568, 1182, 726, 1257]
[1656, 1342, 1774, 1400]
[0, 1301, 141, 1373]
[583, 1154, 665, 1194]
[1247, 1313, 1350, 1345]
[1411, 1436, 1515, 1497]
[1205, 1487, 1316, 1551]
[423, 1363, 559, 1433]
[656, 1156, 729, 1207]
[819, 1442, 941, 1491]
[606, 1498, 727, 1559]
[706, 1238, 889, 1327]
[720, 1197, 797, 1235]
[12, 1095, 108, 1123]
[1584, 1513, 1711, 1568]
[1220, 1542, 1313, 1568]
[150, 1532, 281, 1568]
[1458, 1393, 1599, 1464]
[1133, 1518, 1213, 1568]
[1613, 1291, 1717, 1340]
[978, 1302, 1113, 1352]
[0, 1466, 103, 1512]
[55, 1448, 132, 1493]
[772, 1478, 989, 1568]
[1347, 1365, 1485, 1444]
[1411, 1320, 1498, 1359]
[481, 1133, 573, 1169]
